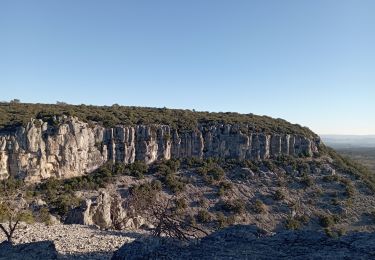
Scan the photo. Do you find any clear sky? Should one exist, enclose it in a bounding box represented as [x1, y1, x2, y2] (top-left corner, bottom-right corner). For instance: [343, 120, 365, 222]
[1, 1, 374, 135]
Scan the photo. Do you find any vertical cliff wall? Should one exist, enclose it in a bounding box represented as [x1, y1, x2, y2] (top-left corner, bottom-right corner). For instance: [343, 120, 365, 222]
[0, 117, 320, 182]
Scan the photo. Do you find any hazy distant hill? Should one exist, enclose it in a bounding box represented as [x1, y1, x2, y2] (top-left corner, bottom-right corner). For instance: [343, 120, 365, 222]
[321, 135, 375, 148]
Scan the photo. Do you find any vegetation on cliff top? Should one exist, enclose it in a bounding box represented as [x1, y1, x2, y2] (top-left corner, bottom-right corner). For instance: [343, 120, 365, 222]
[0, 102, 316, 136]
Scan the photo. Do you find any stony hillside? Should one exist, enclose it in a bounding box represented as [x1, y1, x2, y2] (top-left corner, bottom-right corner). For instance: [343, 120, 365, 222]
[0, 102, 374, 258]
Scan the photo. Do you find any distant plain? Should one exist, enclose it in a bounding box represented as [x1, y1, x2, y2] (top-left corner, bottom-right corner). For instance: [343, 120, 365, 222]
[322, 135, 375, 174]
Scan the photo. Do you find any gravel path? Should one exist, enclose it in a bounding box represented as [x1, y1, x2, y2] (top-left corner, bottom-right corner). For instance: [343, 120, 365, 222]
[0, 223, 147, 259]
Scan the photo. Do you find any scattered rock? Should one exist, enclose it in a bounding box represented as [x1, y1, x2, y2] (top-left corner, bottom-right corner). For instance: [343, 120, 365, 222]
[0, 223, 144, 260]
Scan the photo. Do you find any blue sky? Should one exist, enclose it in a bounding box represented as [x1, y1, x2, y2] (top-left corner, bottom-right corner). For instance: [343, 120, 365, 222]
[1, 1, 374, 135]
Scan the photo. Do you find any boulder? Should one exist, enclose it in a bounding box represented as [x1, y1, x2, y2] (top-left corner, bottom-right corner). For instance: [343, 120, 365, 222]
[65, 199, 93, 225]
[0, 241, 58, 260]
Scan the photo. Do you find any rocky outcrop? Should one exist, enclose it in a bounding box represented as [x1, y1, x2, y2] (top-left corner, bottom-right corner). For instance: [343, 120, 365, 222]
[65, 191, 145, 230]
[0, 117, 320, 182]
[66, 191, 120, 228]
[112, 225, 375, 260]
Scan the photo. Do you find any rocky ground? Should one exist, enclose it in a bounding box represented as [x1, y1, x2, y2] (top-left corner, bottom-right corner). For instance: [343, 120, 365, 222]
[113, 225, 375, 259]
[0, 223, 146, 259]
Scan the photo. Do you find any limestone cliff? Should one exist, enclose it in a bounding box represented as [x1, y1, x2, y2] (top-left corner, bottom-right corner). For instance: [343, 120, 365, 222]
[0, 116, 320, 182]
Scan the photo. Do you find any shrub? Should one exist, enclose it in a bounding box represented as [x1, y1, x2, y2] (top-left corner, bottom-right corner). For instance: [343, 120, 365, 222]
[324, 228, 336, 238]
[216, 212, 235, 229]
[151, 179, 163, 191]
[198, 197, 209, 208]
[221, 199, 246, 215]
[125, 161, 149, 179]
[218, 181, 233, 197]
[285, 217, 301, 230]
[323, 175, 339, 182]
[197, 209, 212, 223]
[254, 199, 267, 214]
[51, 193, 82, 217]
[174, 197, 188, 212]
[331, 198, 340, 206]
[164, 174, 185, 194]
[185, 157, 205, 168]
[244, 160, 260, 172]
[197, 163, 225, 184]
[273, 189, 285, 201]
[37, 207, 52, 225]
[319, 214, 336, 228]
[0, 102, 316, 137]
[128, 181, 162, 212]
[301, 174, 314, 187]
[263, 160, 276, 172]
[299, 214, 310, 224]
[216, 212, 227, 228]
[337, 227, 347, 236]
[340, 178, 355, 198]
[186, 214, 197, 227]
[370, 211, 375, 223]
[285, 215, 309, 230]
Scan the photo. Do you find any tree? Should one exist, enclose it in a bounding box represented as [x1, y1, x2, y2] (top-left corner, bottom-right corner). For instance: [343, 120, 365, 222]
[0, 199, 34, 243]
[10, 99, 20, 104]
[150, 199, 208, 240]
[126, 186, 207, 240]
[56, 101, 68, 105]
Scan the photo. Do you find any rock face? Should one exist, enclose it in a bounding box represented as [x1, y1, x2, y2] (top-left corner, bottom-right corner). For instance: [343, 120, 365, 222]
[0, 117, 320, 182]
[112, 225, 375, 260]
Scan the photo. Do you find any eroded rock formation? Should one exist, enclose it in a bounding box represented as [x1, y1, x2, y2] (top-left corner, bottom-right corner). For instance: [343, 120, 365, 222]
[64, 191, 146, 230]
[0, 116, 320, 182]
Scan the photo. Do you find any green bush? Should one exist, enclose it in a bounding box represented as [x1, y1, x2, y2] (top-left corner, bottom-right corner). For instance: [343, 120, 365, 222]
[273, 189, 286, 201]
[263, 160, 276, 172]
[218, 181, 233, 196]
[197, 163, 225, 184]
[0, 177, 24, 196]
[323, 175, 339, 182]
[319, 214, 336, 228]
[198, 198, 209, 208]
[285, 217, 301, 230]
[197, 209, 212, 223]
[221, 199, 246, 215]
[125, 161, 149, 179]
[174, 197, 188, 212]
[301, 174, 314, 187]
[216, 212, 235, 228]
[37, 207, 52, 225]
[254, 199, 267, 214]
[285, 214, 309, 230]
[340, 178, 355, 197]
[164, 174, 185, 194]
[51, 193, 82, 217]
[128, 181, 162, 212]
